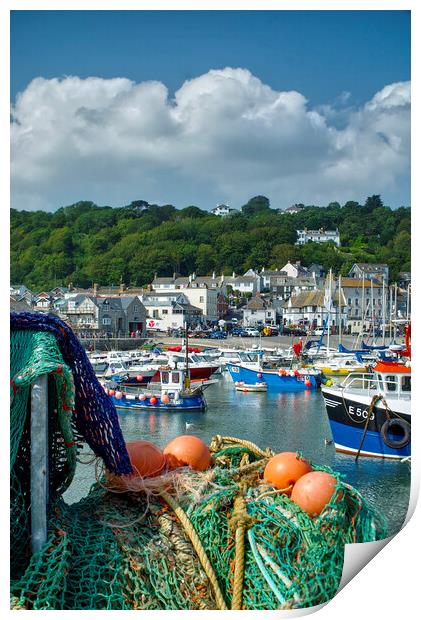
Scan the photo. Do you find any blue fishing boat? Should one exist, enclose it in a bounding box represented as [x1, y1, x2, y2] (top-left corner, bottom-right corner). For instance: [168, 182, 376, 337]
[106, 367, 207, 411]
[226, 363, 322, 391]
[321, 360, 411, 459]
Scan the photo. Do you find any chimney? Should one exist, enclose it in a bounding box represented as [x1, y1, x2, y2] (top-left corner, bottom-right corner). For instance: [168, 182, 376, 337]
[221, 273, 224, 283]
[93, 283, 98, 297]
[192, 272, 196, 280]
[188, 274, 192, 283]
[232, 271, 236, 278]
[119, 282, 125, 294]
[212, 271, 215, 279]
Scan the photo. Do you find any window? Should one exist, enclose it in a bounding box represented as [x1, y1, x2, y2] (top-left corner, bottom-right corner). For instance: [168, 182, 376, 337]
[162, 309, 168, 315]
[134, 305, 139, 312]
[385, 375, 397, 392]
[161, 371, 169, 384]
[153, 310, 159, 318]
[102, 317, 111, 325]
[172, 372, 180, 383]
[401, 376, 411, 392]
[200, 296, 204, 303]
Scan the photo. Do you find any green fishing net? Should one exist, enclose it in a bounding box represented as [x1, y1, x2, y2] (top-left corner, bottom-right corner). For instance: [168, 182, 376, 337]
[10, 329, 388, 610]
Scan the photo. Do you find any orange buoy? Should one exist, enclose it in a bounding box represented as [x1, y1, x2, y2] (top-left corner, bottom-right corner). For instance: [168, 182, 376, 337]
[263, 452, 312, 494]
[290, 470, 337, 515]
[161, 394, 170, 404]
[125, 440, 166, 478]
[136, 374, 144, 382]
[108, 389, 115, 397]
[163, 435, 211, 471]
[149, 396, 158, 405]
[115, 391, 123, 399]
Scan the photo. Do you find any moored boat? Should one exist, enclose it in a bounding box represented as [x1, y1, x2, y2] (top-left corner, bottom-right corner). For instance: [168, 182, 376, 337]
[106, 367, 207, 411]
[321, 359, 411, 459]
[234, 381, 268, 392]
[226, 363, 322, 391]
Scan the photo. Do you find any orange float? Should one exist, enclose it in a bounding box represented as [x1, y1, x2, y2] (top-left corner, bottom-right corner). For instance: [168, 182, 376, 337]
[163, 435, 211, 471]
[161, 394, 170, 404]
[263, 452, 312, 494]
[290, 470, 337, 515]
[125, 440, 166, 478]
[149, 396, 158, 405]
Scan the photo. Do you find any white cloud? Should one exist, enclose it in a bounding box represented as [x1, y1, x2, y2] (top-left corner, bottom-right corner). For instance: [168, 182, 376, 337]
[10, 69, 410, 211]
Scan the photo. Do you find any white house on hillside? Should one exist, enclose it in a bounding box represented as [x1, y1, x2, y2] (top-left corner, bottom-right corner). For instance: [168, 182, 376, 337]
[296, 228, 340, 246]
[211, 204, 238, 217]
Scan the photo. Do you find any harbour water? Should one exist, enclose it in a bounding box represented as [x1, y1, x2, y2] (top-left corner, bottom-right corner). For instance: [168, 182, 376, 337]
[65, 373, 411, 536]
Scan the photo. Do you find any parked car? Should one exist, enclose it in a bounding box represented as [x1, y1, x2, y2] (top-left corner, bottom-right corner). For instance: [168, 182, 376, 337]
[209, 331, 227, 340]
[231, 328, 248, 337]
[244, 328, 260, 337]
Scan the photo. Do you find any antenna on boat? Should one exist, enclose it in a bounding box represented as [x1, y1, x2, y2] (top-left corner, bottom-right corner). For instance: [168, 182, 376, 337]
[184, 320, 190, 390]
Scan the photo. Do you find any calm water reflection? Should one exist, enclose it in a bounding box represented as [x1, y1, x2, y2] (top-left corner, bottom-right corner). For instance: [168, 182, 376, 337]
[64, 373, 410, 535]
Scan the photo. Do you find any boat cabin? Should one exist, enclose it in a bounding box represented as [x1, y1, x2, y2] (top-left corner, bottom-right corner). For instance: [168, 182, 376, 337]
[340, 361, 411, 399]
[159, 367, 188, 393]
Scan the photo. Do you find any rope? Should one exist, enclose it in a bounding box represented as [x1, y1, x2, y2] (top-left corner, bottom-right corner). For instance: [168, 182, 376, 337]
[159, 489, 228, 610]
[210, 435, 272, 459]
[355, 394, 382, 461]
[228, 491, 255, 610]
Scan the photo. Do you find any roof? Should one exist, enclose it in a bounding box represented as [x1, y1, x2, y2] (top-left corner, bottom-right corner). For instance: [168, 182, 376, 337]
[225, 276, 258, 284]
[244, 296, 266, 310]
[282, 290, 345, 308]
[352, 263, 388, 269]
[10, 297, 31, 312]
[340, 278, 381, 288]
[152, 277, 175, 284]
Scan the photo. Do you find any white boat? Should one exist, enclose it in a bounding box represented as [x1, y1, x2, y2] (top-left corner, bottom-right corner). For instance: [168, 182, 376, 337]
[234, 381, 268, 392]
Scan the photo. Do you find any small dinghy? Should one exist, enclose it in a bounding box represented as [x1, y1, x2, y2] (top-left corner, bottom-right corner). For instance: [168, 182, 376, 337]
[234, 381, 268, 392]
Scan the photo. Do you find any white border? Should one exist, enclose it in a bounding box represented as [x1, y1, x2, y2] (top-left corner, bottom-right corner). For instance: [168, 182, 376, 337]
[2, 2, 419, 619]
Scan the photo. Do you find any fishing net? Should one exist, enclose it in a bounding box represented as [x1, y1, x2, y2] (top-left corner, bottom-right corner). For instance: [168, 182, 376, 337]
[10, 315, 388, 610]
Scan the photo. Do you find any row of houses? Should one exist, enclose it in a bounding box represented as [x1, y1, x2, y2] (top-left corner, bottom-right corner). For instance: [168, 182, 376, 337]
[242, 275, 410, 334]
[10, 263, 409, 335]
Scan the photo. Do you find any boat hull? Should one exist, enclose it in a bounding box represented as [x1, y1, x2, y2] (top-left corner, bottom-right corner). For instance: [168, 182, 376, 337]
[111, 393, 206, 411]
[322, 387, 411, 459]
[227, 364, 319, 391]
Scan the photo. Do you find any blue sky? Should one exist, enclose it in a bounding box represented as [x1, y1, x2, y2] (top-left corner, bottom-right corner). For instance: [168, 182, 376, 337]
[11, 10, 410, 106]
[10, 10, 411, 211]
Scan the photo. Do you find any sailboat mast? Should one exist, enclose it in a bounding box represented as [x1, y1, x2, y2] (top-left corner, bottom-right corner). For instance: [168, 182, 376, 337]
[394, 283, 398, 341]
[327, 269, 332, 352]
[371, 280, 374, 341]
[382, 275, 386, 345]
[185, 320, 190, 388]
[338, 274, 342, 346]
[361, 273, 365, 337]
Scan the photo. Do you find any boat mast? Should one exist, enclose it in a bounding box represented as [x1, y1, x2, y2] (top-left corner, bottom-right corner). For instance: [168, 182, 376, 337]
[338, 273, 342, 346]
[327, 269, 332, 353]
[382, 275, 386, 345]
[394, 283, 398, 341]
[361, 273, 365, 339]
[389, 285, 393, 342]
[370, 280, 375, 342]
[185, 319, 190, 389]
[407, 283, 410, 321]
